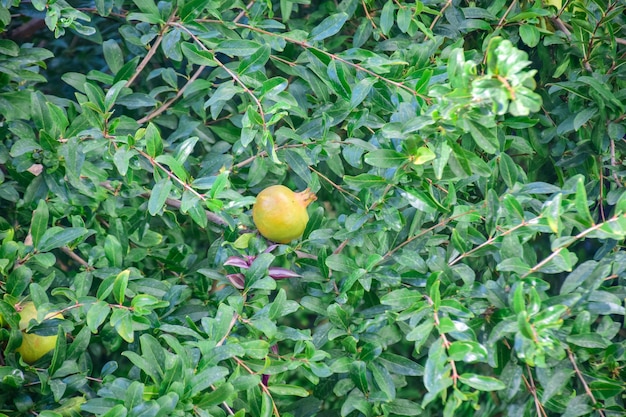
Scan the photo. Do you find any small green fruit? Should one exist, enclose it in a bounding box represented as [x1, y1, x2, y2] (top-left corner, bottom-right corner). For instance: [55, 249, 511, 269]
[252, 185, 317, 244]
[15, 302, 62, 364]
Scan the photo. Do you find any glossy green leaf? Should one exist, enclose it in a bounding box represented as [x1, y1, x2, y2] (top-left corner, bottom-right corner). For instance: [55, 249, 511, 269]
[310, 12, 349, 41]
[459, 374, 506, 391]
[87, 300, 112, 333]
[113, 269, 129, 305]
[148, 178, 172, 216]
[30, 199, 49, 248]
[215, 40, 261, 57]
[144, 122, 163, 158]
[37, 227, 89, 252]
[268, 384, 310, 397]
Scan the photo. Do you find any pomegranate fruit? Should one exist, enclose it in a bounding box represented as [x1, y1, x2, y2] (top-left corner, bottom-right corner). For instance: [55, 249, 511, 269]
[252, 185, 316, 243]
[15, 302, 62, 363]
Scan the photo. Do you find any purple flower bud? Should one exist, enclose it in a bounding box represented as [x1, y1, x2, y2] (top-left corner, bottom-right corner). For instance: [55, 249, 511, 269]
[224, 256, 250, 269]
[264, 244, 279, 253]
[268, 267, 301, 279]
[227, 273, 245, 289]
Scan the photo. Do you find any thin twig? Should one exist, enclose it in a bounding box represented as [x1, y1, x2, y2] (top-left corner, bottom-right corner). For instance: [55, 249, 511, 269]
[103, 182, 222, 226]
[429, 0, 453, 31]
[360, 0, 386, 39]
[496, 0, 517, 31]
[524, 364, 549, 417]
[449, 217, 538, 266]
[135, 1, 251, 124]
[137, 65, 206, 124]
[126, 9, 178, 87]
[137, 148, 206, 201]
[610, 137, 622, 187]
[233, 357, 281, 417]
[380, 210, 476, 264]
[521, 213, 625, 278]
[233, 0, 255, 23]
[60, 246, 90, 268]
[145, 194, 229, 227]
[194, 19, 430, 102]
[308, 165, 360, 201]
[172, 22, 268, 131]
[568, 349, 606, 417]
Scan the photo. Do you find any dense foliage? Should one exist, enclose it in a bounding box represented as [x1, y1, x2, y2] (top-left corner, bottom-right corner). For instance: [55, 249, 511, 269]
[1, 0, 626, 416]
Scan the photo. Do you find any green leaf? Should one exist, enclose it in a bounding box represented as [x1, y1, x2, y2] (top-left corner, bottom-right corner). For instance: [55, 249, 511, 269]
[132, 0, 160, 16]
[155, 155, 188, 183]
[87, 300, 111, 333]
[499, 153, 517, 188]
[30, 199, 49, 248]
[104, 80, 127, 111]
[238, 45, 271, 74]
[400, 188, 438, 213]
[343, 174, 387, 188]
[103, 39, 124, 74]
[110, 308, 134, 342]
[459, 374, 506, 391]
[566, 333, 611, 349]
[512, 281, 525, 314]
[148, 178, 172, 216]
[519, 24, 540, 47]
[397, 7, 413, 33]
[240, 340, 270, 359]
[0, 39, 19, 56]
[541, 367, 574, 403]
[37, 227, 89, 252]
[101, 405, 128, 417]
[215, 40, 261, 57]
[574, 176, 594, 227]
[378, 353, 424, 376]
[465, 119, 498, 154]
[412, 147, 436, 165]
[190, 367, 229, 397]
[380, 288, 422, 310]
[349, 360, 369, 393]
[350, 77, 376, 109]
[573, 107, 597, 131]
[364, 149, 407, 168]
[104, 234, 123, 268]
[382, 399, 422, 416]
[309, 12, 349, 41]
[144, 122, 163, 158]
[326, 253, 358, 273]
[268, 384, 309, 397]
[7, 266, 32, 297]
[449, 340, 488, 363]
[497, 257, 531, 275]
[588, 379, 624, 400]
[429, 280, 441, 309]
[181, 42, 216, 66]
[327, 303, 350, 330]
[113, 269, 129, 305]
[380, 0, 395, 36]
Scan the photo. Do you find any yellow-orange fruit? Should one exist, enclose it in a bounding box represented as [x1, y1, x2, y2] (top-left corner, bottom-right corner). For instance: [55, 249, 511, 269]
[252, 185, 317, 243]
[15, 302, 62, 364]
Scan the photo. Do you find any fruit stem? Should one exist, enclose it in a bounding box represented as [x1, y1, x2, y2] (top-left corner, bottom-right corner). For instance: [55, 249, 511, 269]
[297, 188, 317, 207]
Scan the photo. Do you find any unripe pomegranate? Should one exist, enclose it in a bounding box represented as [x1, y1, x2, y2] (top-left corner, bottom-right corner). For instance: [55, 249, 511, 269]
[252, 185, 317, 243]
[15, 302, 62, 364]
